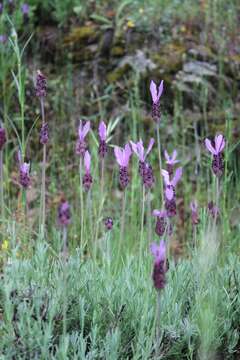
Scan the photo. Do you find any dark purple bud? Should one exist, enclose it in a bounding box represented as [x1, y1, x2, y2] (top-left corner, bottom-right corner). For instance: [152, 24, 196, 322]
[150, 241, 167, 290]
[83, 173, 93, 191]
[152, 260, 167, 290]
[98, 140, 108, 158]
[75, 139, 87, 157]
[0, 127, 6, 150]
[208, 201, 219, 219]
[8, 0, 14, 13]
[58, 200, 71, 227]
[0, 3, 3, 14]
[142, 162, 155, 189]
[119, 166, 130, 189]
[155, 217, 167, 237]
[19, 163, 30, 188]
[138, 161, 145, 177]
[151, 103, 161, 123]
[104, 217, 113, 231]
[40, 122, 49, 144]
[36, 70, 47, 98]
[212, 154, 224, 177]
[166, 163, 174, 177]
[165, 197, 177, 217]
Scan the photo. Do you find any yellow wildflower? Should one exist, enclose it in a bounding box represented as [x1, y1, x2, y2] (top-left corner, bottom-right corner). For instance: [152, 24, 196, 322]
[2, 240, 9, 251]
[127, 20, 135, 28]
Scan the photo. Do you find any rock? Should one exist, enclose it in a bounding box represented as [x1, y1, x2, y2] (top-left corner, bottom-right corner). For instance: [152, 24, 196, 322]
[64, 25, 99, 46]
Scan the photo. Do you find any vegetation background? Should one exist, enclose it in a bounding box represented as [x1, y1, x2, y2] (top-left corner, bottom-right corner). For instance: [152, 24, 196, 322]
[0, 0, 240, 359]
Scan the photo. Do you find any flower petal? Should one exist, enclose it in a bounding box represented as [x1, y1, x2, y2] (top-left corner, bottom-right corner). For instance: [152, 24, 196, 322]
[165, 186, 174, 200]
[99, 121, 107, 141]
[84, 151, 91, 173]
[171, 167, 182, 187]
[145, 138, 155, 159]
[114, 146, 123, 166]
[205, 138, 217, 155]
[215, 134, 225, 154]
[82, 121, 91, 139]
[157, 80, 164, 102]
[150, 80, 158, 103]
[161, 169, 170, 185]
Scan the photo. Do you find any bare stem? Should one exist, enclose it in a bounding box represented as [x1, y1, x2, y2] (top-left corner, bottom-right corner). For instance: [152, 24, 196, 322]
[156, 122, 164, 205]
[79, 158, 84, 247]
[139, 186, 145, 268]
[40, 97, 46, 236]
[147, 190, 152, 244]
[155, 290, 162, 357]
[117, 191, 127, 265]
[62, 226, 68, 261]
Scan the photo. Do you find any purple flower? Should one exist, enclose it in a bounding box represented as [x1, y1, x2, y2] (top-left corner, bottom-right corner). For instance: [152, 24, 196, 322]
[150, 240, 167, 290]
[104, 217, 113, 231]
[164, 149, 179, 176]
[208, 201, 219, 219]
[0, 127, 7, 150]
[114, 143, 132, 189]
[0, 35, 7, 44]
[0, 3, 3, 15]
[131, 138, 155, 188]
[36, 70, 47, 98]
[21, 3, 29, 15]
[98, 121, 108, 158]
[18, 150, 30, 188]
[190, 200, 199, 225]
[58, 199, 71, 227]
[205, 134, 225, 177]
[8, 0, 14, 13]
[161, 168, 182, 217]
[40, 122, 49, 144]
[83, 151, 93, 191]
[19, 162, 30, 188]
[150, 80, 164, 122]
[76, 120, 90, 157]
[152, 210, 168, 237]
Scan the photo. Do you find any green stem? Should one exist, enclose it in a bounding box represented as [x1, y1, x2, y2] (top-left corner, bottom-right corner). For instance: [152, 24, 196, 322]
[139, 186, 145, 268]
[79, 158, 84, 248]
[117, 191, 127, 267]
[147, 190, 152, 244]
[156, 122, 164, 205]
[40, 98, 47, 236]
[155, 290, 162, 357]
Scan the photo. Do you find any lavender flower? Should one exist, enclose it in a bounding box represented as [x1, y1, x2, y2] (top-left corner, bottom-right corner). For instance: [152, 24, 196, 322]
[205, 134, 225, 177]
[130, 138, 155, 188]
[19, 162, 30, 188]
[104, 217, 113, 231]
[58, 199, 71, 227]
[0, 34, 7, 44]
[150, 240, 167, 290]
[152, 210, 168, 237]
[98, 121, 107, 158]
[18, 151, 30, 189]
[208, 201, 219, 219]
[76, 120, 90, 157]
[21, 3, 29, 15]
[36, 70, 47, 98]
[40, 122, 49, 144]
[0, 3, 3, 15]
[161, 167, 182, 217]
[114, 143, 132, 189]
[164, 149, 179, 176]
[190, 200, 199, 225]
[150, 80, 164, 123]
[83, 151, 93, 191]
[0, 127, 6, 150]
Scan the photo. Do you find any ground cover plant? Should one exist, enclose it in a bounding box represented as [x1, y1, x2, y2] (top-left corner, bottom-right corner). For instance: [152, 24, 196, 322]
[0, 1, 240, 359]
